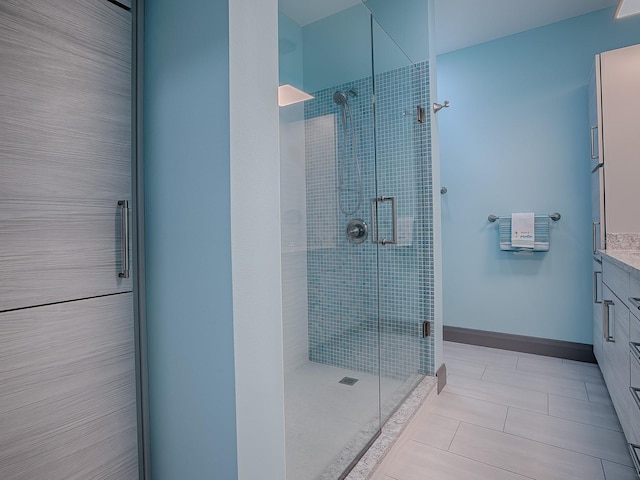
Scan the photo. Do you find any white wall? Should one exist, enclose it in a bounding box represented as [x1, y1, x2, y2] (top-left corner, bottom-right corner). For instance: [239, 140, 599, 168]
[229, 0, 286, 477]
[280, 103, 310, 375]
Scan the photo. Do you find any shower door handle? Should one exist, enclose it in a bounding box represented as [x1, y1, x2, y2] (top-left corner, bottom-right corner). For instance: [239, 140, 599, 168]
[118, 200, 130, 278]
[371, 196, 397, 246]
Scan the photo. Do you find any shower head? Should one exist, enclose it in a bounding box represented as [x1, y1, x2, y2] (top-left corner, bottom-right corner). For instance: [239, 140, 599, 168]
[333, 91, 348, 106]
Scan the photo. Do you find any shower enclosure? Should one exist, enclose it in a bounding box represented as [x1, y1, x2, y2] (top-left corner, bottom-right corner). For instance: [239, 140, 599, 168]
[279, 1, 436, 478]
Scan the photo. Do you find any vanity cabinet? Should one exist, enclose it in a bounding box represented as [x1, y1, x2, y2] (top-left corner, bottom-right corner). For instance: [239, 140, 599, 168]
[600, 256, 640, 475]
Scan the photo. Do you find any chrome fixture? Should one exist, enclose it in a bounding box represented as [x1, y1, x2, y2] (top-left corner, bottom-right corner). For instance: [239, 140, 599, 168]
[440, 187, 447, 194]
[432, 100, 450, 113]
[488, 212, 561, 223]
[118, 200, 130, 278]
[370, 196, 398, 246]
[334, 89, 363, 216]
[402, 105, 427, 123]
[346, 219, 368, 244]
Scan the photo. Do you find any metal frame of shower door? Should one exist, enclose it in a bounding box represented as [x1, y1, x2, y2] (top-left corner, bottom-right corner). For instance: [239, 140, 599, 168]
[132, 0, 151, 478]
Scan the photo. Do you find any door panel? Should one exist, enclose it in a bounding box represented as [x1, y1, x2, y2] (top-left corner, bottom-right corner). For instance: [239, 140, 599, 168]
[0, 0, 132, 309]
[0, 0, 131, 202]
[0, 1, 138, 478]
[371, 18, 431, 421]
[0, 202, 132, 311]
[0, 294, 138, 480]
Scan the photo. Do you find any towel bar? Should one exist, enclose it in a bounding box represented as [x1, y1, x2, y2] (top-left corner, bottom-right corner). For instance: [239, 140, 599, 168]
[488, 212, 561, 223]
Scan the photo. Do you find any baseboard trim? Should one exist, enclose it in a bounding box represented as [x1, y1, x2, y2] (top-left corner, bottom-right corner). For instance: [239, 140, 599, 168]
[443, 326, 596, 364]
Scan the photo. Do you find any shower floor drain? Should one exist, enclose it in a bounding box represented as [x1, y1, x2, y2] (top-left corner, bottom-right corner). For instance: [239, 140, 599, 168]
[338, 377, 359, 386]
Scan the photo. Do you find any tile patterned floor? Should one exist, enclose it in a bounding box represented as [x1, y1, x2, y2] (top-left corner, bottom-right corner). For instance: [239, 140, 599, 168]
[370, 341, 638, 480]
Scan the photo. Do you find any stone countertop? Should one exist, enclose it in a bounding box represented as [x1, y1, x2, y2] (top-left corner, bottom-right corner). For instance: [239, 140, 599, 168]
[601, 249, 640, 276]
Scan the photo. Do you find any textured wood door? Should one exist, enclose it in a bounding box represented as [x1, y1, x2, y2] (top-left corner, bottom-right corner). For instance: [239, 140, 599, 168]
[0, 0, 133, 311]
[0, 1, 138, 478]
[0, 295, 138, 479]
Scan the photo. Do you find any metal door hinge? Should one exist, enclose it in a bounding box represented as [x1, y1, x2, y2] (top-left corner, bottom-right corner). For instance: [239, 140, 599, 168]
[422, 321, 431, 338]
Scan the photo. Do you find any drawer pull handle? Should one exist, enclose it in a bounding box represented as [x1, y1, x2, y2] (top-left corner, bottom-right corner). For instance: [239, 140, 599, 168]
[629, 443, 640, 477]
[591, 126, 599, 159]
[629, 297, 640, 311]
[631, 342, 640, 365]
[631, 387, 640, 413]
[603, 300, 615, 342]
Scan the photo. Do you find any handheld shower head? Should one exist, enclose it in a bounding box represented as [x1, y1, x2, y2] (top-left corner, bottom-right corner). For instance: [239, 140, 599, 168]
[333, 91, 348, 106]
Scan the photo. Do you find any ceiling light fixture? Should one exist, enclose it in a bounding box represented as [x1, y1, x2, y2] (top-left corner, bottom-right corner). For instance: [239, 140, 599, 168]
[615, 0, 640, 19]
[278, 84, 314, 107]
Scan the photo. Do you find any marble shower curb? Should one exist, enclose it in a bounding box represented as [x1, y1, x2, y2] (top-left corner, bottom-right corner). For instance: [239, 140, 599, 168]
[345, 375, 437, 480]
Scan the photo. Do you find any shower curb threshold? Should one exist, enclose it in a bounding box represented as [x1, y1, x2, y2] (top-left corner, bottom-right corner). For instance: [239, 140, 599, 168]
[345, 375, 438, 480]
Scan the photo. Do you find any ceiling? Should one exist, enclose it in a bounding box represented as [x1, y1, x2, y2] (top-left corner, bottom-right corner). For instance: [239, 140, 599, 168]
[279, 0, 620, 55]
[434, 0, 618, 54]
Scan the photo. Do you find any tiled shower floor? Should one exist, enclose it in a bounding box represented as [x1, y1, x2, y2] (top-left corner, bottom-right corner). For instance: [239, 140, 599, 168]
[285, 361, 422, 480]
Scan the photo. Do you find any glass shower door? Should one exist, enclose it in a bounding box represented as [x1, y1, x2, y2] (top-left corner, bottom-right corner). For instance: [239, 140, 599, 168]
[279, 3, 382, 479]
[278, 2, 435, 477]
[371, 16, 434, 421]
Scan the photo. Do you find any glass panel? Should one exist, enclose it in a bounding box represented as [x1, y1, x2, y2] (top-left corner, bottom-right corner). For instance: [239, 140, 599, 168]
[371, 15, 434, 422]
[278, 3, 381, 479]
[278, 1, 435, 477]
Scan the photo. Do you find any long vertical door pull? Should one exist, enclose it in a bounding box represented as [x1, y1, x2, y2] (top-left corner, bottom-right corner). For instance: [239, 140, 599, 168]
[118, 200, 130, 278]
[371, 196, 398, 246]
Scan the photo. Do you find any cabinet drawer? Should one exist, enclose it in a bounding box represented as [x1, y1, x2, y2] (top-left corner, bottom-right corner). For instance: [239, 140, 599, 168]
[629, 353, 640, 444]
[632, 314, 640, 347]
[594, 260, 604, 364]
[601, 287, 631, 431]
[630, 272, 640, 321]
[603, 259, 630, 306]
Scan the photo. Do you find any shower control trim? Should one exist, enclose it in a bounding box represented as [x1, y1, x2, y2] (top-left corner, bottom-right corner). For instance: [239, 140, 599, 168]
[371, 196, 398, 246]
[346, 219, 368, 244]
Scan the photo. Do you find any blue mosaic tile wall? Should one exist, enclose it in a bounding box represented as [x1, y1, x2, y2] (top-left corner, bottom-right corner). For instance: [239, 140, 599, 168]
[304, 61, 434, 380]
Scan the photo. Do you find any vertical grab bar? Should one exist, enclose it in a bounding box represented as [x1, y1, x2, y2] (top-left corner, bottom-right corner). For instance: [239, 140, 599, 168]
[380, 196, 397, 246]
[118, 200, 130, 279]
[590, 126, 599, 159]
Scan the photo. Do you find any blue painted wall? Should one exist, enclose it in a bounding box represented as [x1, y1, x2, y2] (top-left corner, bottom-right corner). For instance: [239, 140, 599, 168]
[144, 0, 238, 478]
[302, 4, 373, 92]
[365, 0, 429, 63]
[301, 1, 430, 93]
[278, 12, 303, 88]
[438, 8, 640, 343]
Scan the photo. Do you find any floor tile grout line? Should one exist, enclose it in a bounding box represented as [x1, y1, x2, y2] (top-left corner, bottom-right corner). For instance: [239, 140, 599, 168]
[480, 363, 489, 380]
[545, 411, 623, 433]
[447, 419, 462, 451]
[498, 426, 630, 466]
[407, 438, 537, 480]
[508, 405, 627, 434]
[440, 386, 547, 415]
[472, 374, 595, 402]
[600, 458, 607, 480]
[461, 420, 630, 468]
[513, 363, 604, 383]
[435, 389, 514, 415]
[449, 372, 563, 399]
[503, 406, 509, 432]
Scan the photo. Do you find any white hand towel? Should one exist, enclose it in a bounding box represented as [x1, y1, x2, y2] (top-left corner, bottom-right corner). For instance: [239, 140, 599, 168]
[511, 213, 535, 248]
